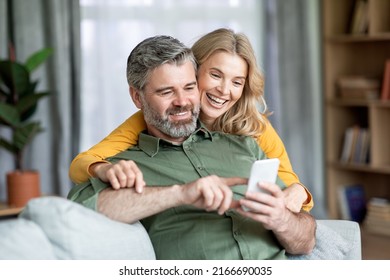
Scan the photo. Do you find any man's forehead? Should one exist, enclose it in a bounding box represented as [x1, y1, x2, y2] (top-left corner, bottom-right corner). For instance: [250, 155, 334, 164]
[146, 61, 197, 90]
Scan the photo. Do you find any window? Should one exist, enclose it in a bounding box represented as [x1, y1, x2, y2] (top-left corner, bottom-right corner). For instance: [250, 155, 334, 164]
[80, 0, 263, 151]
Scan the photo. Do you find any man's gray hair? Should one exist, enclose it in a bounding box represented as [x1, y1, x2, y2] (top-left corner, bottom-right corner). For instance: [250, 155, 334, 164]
[126, 35, 197, 90]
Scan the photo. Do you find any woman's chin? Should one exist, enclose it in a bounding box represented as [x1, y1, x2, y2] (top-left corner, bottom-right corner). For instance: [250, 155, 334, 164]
[200, 106, 226, 122]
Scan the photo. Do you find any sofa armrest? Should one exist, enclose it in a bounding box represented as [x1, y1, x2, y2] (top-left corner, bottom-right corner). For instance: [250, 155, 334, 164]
[317, 219, 361, 260]
[287, 219, 362, 260]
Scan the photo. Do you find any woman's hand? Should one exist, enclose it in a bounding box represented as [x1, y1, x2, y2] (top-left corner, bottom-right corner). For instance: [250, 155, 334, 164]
[90, 160, 145, 193]
[283, 183, 308, 213]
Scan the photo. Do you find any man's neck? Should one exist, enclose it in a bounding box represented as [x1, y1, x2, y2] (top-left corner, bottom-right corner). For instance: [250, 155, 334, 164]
[146, 125, 187, 145]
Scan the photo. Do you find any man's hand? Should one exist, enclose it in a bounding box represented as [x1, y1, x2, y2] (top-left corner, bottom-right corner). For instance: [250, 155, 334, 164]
[235, 181, 316, 254]
[236, 181, 290, 232]
[180, 176, 248, 215]
[91, 160, 145, 193]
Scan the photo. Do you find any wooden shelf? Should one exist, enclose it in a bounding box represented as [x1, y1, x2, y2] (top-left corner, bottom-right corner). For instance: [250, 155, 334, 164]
[327, 99, 390, 107]
[328, 161, 390, 175]
[361, 226, 390, 260]
[323, 0, 390, 257]
[326, 34, 390, 43]
[0, 202, 23, 218]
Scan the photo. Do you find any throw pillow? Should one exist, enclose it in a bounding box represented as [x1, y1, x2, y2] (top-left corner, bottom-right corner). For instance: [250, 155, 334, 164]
[0, 218, 56, 259]
[20, 197, 155, 260]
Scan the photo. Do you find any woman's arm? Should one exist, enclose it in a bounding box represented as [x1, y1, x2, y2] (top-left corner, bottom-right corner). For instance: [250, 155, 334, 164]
[256, 121, 313, 212]
[69, 110, 146, 183]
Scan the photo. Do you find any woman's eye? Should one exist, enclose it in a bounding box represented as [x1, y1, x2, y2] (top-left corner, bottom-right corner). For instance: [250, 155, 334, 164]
[211, 73, 220, 78]
[233, 81, 243, 87]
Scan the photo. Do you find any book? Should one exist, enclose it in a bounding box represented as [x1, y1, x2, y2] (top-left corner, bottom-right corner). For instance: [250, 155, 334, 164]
[380, 60, 390, 100]
[337, 76, 380, 100]
[366, 197, 390, 219]
[351, 128, 364, 163]
[359, 129, 370, 163]
[340, 127, 355, 163]
[349, 0, 369, 34]
[353, 128, 370, 163]
[340, 126, 370, 164]
[364, 198, 390, 236]
[338, 184, 367, 223]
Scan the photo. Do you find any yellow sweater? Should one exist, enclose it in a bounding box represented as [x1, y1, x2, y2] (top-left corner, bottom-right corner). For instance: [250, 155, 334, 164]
[69, 110, 313, 211]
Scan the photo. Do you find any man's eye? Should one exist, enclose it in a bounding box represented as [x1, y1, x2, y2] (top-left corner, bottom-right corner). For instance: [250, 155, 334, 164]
[160, 91, 173, 96]
[211, 73, 221, 79]
[185, 86, 196, 91]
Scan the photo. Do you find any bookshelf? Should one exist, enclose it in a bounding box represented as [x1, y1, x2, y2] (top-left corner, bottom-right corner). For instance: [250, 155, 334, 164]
[322, 0, 390, 257]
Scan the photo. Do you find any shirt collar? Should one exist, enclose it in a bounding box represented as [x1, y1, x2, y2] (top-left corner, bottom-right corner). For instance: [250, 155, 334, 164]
[138, 121, 213, 157]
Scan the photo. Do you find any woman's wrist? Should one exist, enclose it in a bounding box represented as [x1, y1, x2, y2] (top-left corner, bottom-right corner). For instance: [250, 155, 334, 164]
[89, 162, 110, 177]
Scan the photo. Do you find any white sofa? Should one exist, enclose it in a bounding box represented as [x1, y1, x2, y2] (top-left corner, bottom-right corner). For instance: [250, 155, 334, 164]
[0, 197, 361, 260]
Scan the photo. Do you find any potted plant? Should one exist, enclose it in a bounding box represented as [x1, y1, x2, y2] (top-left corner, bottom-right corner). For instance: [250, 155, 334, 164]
[0, 46, 52, 207]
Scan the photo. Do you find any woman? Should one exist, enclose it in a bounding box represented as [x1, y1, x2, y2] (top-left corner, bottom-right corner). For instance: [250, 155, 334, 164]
[69, 28, 313, 212]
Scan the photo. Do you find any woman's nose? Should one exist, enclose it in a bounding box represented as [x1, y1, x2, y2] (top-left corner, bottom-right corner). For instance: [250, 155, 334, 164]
[217, 80, 230, 95]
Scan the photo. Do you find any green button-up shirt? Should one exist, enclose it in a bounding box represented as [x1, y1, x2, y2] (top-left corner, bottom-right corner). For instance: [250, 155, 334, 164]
[68, 124, 287, 260]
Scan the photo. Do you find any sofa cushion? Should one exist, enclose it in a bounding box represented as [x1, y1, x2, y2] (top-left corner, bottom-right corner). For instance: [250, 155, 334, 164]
[19, 197, 155, 260]
[0, 218, 56, 260]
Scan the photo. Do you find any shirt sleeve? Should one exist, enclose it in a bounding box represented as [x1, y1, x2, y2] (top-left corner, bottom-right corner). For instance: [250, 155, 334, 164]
[256, 121, 314, 211]
[69, 110, 147, 184]
[67, 177, 110, 210]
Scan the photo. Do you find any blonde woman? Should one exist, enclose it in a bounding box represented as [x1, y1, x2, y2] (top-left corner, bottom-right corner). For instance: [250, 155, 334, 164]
[69, 28, 313, 212]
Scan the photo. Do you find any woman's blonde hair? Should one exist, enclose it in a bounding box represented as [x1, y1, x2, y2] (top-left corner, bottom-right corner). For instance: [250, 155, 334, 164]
[192, 28, 269, 137]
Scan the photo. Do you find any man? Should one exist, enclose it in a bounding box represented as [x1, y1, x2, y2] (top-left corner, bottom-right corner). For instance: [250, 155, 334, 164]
[68, 35, 315, 259]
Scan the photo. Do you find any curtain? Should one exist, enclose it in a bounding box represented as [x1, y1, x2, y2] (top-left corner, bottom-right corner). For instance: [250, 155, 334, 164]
[0, 0, 80, 200]
[263, 0, 325, 218]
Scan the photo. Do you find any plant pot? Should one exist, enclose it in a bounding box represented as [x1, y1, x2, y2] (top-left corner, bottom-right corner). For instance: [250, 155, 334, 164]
[6, 170, 41, 208]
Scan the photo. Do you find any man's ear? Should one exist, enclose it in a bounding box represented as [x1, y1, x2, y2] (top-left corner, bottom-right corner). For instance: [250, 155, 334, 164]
[129, 86, 142, 109]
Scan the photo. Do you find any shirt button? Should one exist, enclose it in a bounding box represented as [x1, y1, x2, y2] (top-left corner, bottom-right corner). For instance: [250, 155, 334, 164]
[234, 230, 240, 236]
[197, 166, 204, 170]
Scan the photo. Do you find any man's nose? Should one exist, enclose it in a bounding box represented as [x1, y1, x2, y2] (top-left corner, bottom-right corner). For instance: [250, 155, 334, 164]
[172, 91, 189, 106]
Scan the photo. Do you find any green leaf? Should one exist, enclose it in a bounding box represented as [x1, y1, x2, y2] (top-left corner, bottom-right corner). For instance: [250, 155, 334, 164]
[0, 87, 9, 98]
[17, 81, 39, 121]
[17, 92, 49, 116]
[0, 137, 17, 154]
[20, 80, 38, 98]
[13, 122, 42, 150]
[0, 103, 20, 126]
[0, 60, 30, 97]
[25, 48, 53, 73]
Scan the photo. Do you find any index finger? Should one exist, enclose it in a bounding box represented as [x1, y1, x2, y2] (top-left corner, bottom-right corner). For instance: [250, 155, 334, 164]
[221, 177, 248, 187]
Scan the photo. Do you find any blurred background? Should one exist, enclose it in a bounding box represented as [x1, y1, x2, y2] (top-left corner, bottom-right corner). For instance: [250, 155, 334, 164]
[0, 0, 324, 220]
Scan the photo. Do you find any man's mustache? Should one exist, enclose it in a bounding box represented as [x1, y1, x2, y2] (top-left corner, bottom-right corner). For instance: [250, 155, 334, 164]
[166, 105, 196, 115]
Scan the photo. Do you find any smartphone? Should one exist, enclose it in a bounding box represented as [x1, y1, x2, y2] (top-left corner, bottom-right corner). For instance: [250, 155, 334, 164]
[243, 158, 280, 211]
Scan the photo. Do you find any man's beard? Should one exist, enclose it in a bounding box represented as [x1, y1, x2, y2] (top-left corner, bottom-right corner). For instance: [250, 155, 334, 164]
[142, 101, 200, 138]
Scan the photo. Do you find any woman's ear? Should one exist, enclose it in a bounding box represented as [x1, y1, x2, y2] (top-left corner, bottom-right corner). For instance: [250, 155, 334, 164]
[129, 86, 142, 109]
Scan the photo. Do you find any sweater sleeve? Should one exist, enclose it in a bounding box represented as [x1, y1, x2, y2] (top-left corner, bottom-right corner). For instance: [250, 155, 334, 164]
[257, 121, 314, 211]
[69, 110, 146, 184]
